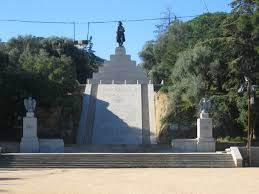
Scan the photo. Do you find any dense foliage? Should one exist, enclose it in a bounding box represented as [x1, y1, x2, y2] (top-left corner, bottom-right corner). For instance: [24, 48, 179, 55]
[0, 36, 102, 140]
[140, 0, 259, 142]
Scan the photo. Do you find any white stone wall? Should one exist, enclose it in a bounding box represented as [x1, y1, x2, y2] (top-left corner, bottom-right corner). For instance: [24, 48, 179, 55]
[92, 84, 142, 144]
[76, 84, 92, 144]
[148, 84, 157, 144]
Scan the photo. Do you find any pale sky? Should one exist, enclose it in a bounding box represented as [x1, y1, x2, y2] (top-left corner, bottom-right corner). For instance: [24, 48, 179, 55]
[0, 0, 232, 63]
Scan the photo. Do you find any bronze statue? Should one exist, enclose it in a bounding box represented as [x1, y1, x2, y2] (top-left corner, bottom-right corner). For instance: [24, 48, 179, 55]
[116, 21, 125, 47]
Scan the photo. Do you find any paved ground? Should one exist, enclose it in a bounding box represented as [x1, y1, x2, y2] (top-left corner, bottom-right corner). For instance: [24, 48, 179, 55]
[1, 168, 259, 194]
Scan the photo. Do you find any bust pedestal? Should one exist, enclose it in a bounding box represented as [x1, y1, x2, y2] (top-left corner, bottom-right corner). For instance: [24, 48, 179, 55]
[115, 46, 126, 55]
[196, 113, 215, 152]
[20, 112, 39, 153]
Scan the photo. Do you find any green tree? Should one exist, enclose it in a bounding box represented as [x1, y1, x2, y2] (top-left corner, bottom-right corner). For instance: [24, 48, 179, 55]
[0, 36, 103, 140]
[139, 8, 258, 142]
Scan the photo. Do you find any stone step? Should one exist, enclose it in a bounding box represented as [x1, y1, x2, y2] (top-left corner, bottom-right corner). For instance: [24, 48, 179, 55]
[0, 156, 233, 160]
[100, 65, 139, 71]
[89, 80, 149, 84]
[65, 144, 173, 153]
[0, 164, 235, 168]
[110, 55, 132, 61]
[92, 73, 148, 80]
[0, 153, 236, 168]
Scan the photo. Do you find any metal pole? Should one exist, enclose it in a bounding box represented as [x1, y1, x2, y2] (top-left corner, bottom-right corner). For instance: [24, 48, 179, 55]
[248, 79, 252, 166]
[73, 22, 76, 41]
[87, 22, 90, 40]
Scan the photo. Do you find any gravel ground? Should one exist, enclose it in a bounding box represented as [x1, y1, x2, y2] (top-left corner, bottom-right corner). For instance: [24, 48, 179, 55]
[0, 168, 259, 194]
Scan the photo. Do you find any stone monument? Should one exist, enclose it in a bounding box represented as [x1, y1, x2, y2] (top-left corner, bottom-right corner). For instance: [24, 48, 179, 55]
[76, 24, 156, 145]
[77, 46, 156, 145]
[171, 98, 215, 152]
[196, 98, 215, 152]
[20, 97, 39, 153]
[20, 97, 64, 153]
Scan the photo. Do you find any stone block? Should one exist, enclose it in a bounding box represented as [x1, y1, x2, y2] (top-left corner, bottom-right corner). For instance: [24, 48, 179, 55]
[196, 138, 215, 152]
[39, 139, 64, 153]
[115, 46, 126, 55]
[197, 117, 213, 139]
[20, 116, 39, 153]
[23, 117, 37, 138]
[172, 139, 197, 152]
[230, 147, 243, 167]
[20, 137, 39, 153]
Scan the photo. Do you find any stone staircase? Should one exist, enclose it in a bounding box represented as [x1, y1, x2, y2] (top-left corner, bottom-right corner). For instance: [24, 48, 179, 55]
[65, 144, 173, 153]
[0, 153, 236, 168]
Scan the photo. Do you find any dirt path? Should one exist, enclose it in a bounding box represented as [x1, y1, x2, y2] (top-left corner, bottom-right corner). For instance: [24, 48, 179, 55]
[1, 168, 259, 194]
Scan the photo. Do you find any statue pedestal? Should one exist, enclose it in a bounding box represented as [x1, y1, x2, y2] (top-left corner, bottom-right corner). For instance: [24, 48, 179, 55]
[20, 115, 39, 153]
[115, 46, 126, 55]
[196, 113, 215, 152]
[197, 113, 212, 139]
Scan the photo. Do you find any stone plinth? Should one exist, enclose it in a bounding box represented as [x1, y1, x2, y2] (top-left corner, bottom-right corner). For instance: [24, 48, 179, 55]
[196, 138, 215, 152]
[115, 46, 126, 55]
[196, 112, 215, 152]
[197, 113, 212, 139]
[20, 116, 39, 153]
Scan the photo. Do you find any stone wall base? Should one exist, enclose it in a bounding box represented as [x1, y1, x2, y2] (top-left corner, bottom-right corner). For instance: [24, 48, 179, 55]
[20, 138, 64, 153]
[171, 138, 215, 152]
[20, 137, 39, 153]
[39, 139, 64, 153]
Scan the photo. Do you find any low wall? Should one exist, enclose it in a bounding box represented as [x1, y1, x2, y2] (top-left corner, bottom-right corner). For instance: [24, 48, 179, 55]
[171, 138, 215, 152]
[0, 142, 19, 153]
[216, 142, 259, 151]
[216, 143, 245, 151]
[238, 147, 259, 167]
[39, 139, 64, 153]
[0, 140, 64, 153]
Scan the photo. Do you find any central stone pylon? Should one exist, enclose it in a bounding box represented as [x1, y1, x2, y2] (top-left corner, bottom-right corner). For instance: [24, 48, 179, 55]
[77, 47, 156, 145]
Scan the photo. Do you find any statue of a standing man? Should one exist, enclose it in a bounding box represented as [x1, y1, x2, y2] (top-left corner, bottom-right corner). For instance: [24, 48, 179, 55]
[116, 21, 125, 47]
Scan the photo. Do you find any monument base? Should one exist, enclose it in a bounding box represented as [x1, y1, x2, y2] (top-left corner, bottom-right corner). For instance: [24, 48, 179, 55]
[197, 138, 215, 152]
[197, 114, 213, 139]
[20, 116, 39, 153]
[171, 138, 215, 152]
[171, 139, 197, 152]
[20, 137, 39, 153]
